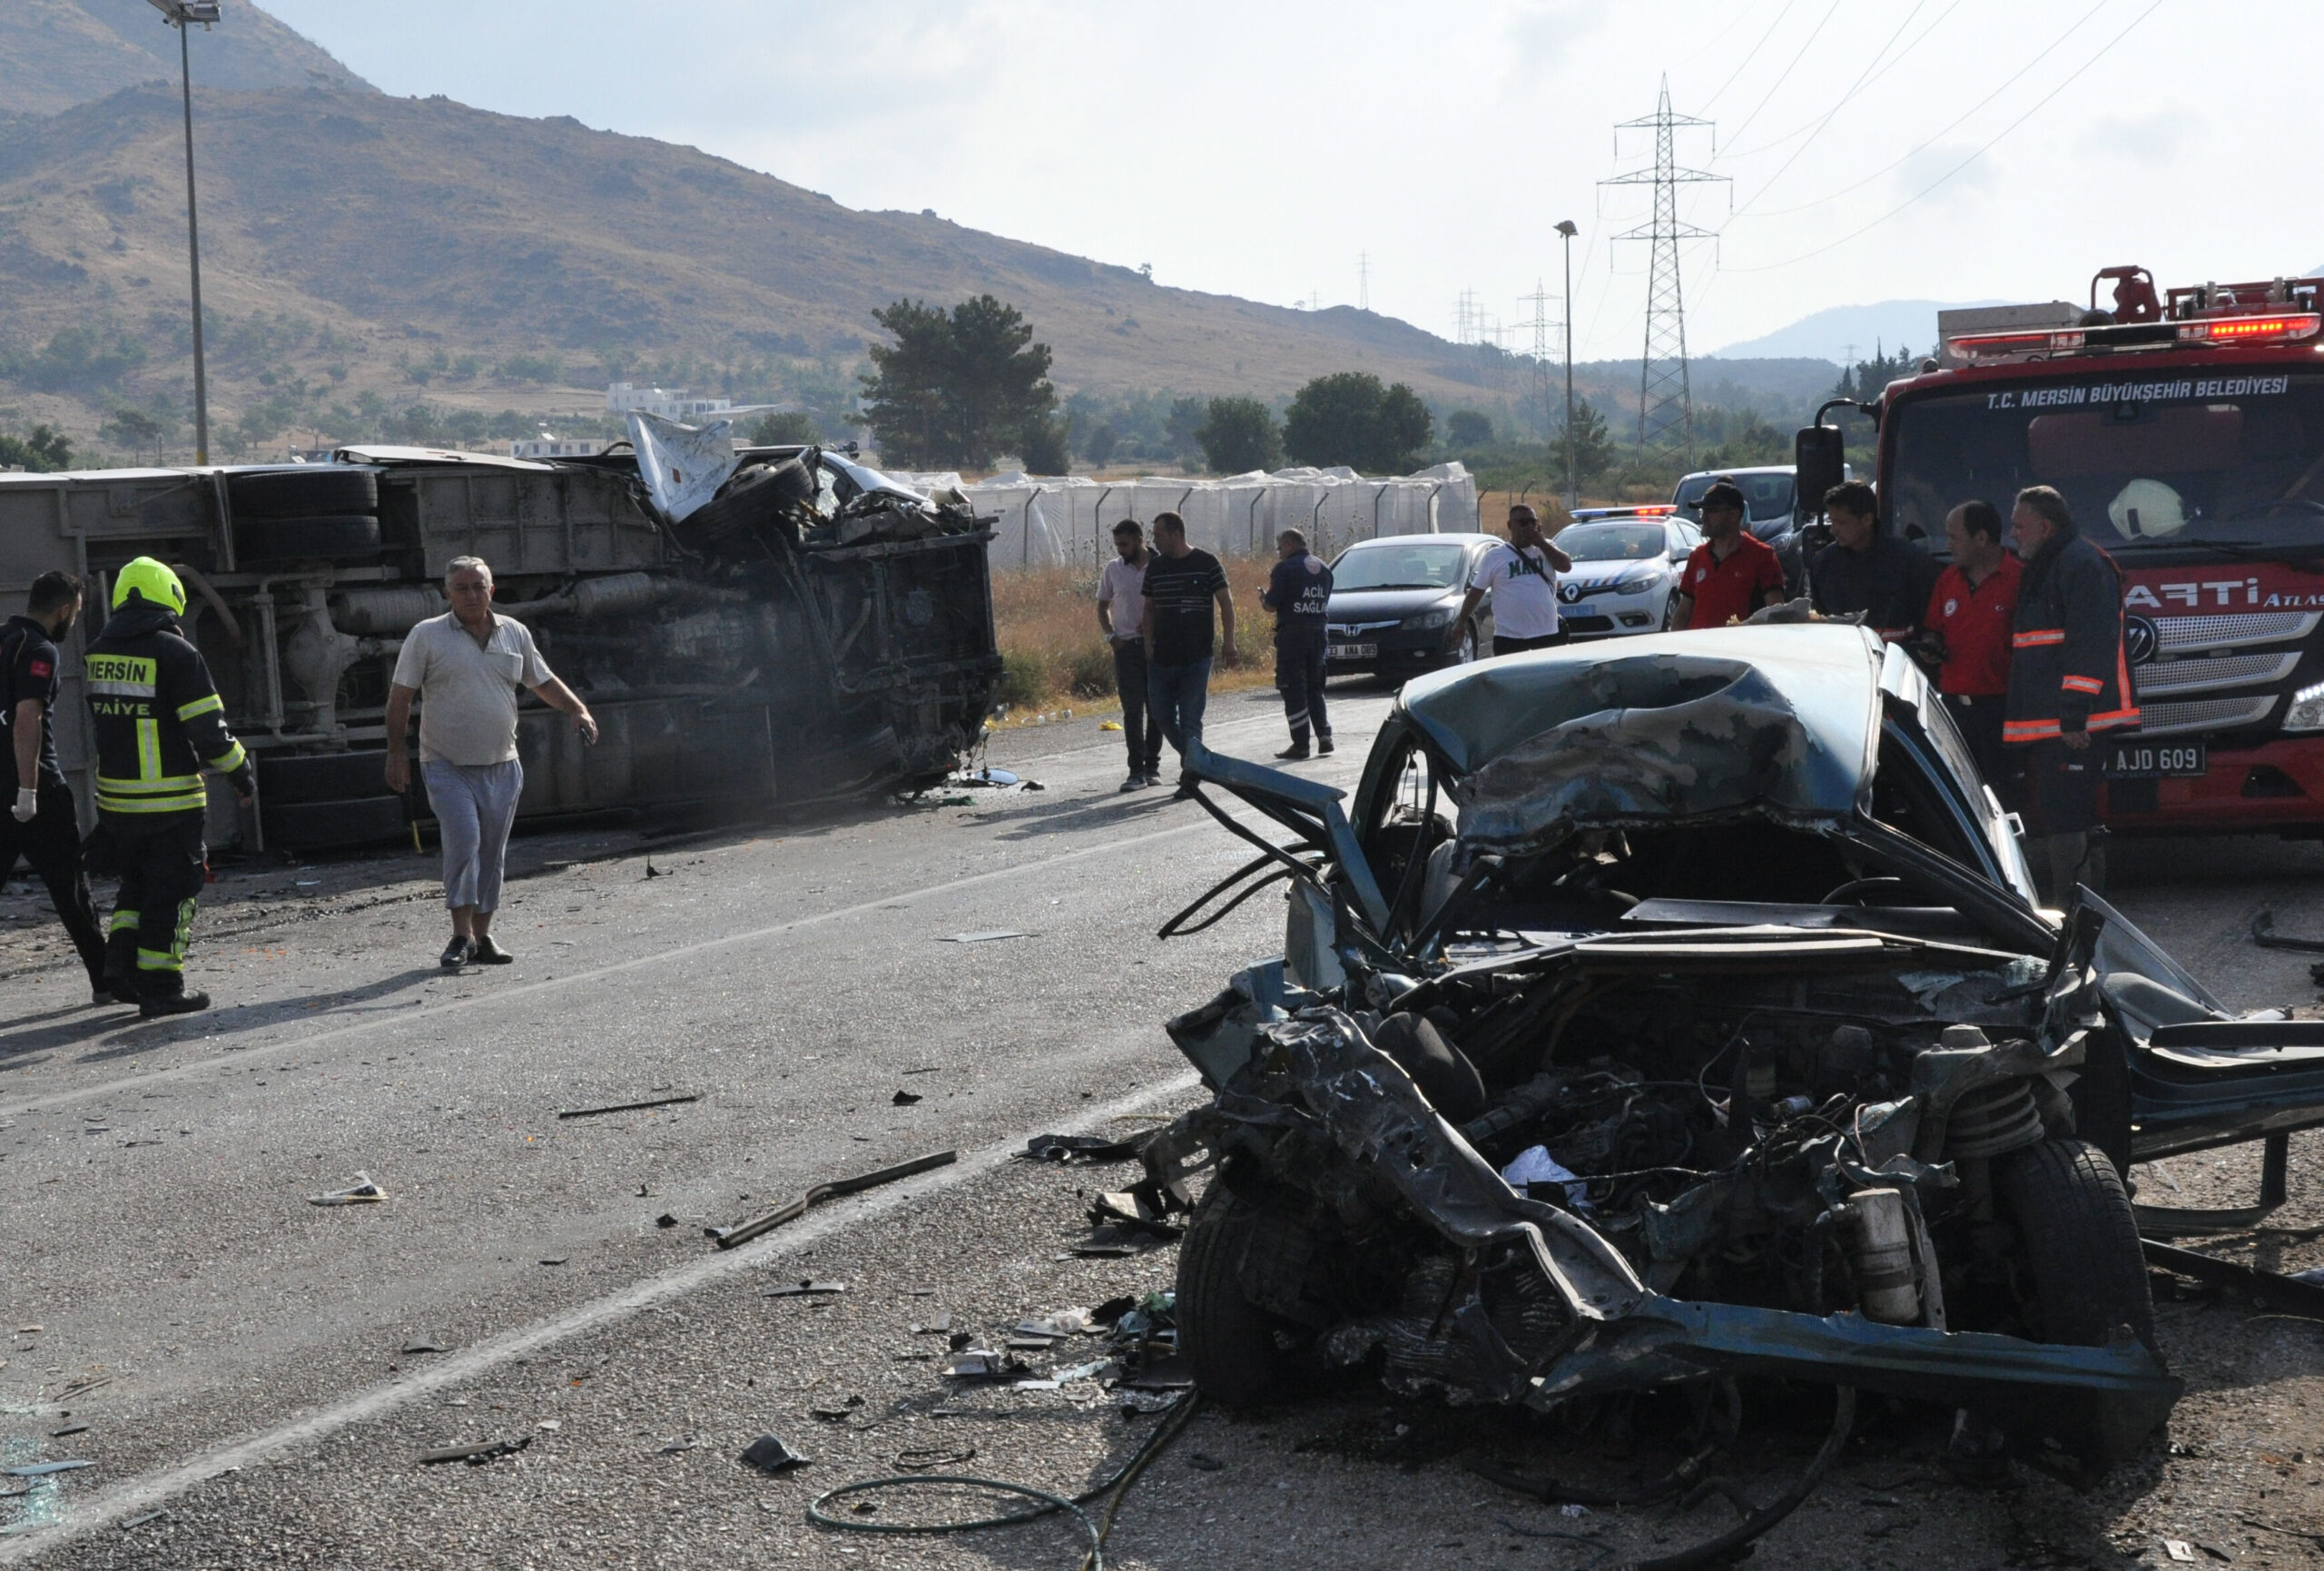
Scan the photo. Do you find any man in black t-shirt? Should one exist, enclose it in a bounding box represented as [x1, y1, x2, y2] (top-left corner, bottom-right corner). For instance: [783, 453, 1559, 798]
[1139, 511, 1237, 799]
[3, 571, 108, 1003]
[1809, 480, 1938, 638]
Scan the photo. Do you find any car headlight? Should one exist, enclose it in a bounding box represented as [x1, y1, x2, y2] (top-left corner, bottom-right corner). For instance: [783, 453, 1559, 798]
[1612, 563, 1663, 593]
[2285, 679, 2324, 732]
[1403, 606, 1456, 631]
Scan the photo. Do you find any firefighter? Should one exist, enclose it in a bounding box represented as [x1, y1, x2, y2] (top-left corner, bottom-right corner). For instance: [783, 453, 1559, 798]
[84, 557, 253, 1015]
[2003, 486, 2138, 904]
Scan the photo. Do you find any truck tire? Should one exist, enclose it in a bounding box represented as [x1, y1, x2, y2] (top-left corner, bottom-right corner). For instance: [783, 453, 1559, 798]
[1994, 1137, 2159, 1355]
[228, 468, 379, 519]
[1177, 1181, 1294, 1407]
[261, 794, 409, 852]
[256, 751, 393, 806]
[236, 514, 381, 563]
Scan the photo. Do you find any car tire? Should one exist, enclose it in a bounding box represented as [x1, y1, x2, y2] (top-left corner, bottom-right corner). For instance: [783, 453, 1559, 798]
[236, 514, 382, 564]
[1994, 1137, 2158, 1355]
[256, 751, 394, 806]
[1451, 622, 1478, 665]
[261, 794, 409, 852]
[1177, 1181, 1295, 1407]
[227, 468, 379, 519]
[1659, 594, 1679, 632]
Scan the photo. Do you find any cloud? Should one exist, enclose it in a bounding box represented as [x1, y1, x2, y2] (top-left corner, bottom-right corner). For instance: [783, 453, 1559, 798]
[2075, 106, 2192, 165]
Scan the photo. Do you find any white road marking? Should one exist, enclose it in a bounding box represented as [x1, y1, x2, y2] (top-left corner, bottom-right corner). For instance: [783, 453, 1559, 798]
[0, 1071, 1201, 1560]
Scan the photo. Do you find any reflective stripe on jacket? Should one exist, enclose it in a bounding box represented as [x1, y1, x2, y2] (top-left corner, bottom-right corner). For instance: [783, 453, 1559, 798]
[84, 603, 251, 820]
[2003, 530, 2139, 745]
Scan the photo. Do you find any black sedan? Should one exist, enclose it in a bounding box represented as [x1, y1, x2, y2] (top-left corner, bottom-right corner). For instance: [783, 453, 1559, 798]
[1321, 532, 1499, 676]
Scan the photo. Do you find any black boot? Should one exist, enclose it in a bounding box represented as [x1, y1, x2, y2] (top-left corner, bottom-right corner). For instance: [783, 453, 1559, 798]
[1317, 736, 1334, 756]
[140, 990, 212, 1018]
[1275, 740, 1311, 761]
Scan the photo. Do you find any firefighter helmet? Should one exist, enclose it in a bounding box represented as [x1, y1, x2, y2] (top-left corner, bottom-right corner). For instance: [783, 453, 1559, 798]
[112, 557, 188, 616]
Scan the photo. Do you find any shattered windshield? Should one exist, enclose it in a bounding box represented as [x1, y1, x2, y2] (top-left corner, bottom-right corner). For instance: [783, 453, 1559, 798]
[1559, 523, 1668, 560]
[1330, 540, 1471, 589]
[1887, 371, 2324, 550]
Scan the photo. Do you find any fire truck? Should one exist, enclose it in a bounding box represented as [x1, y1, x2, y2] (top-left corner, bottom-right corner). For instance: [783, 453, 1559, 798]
[1797, 265, 2324, 835]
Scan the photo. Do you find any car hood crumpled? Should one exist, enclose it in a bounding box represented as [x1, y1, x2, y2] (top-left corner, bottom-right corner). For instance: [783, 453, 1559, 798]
[1398, 625, 1882, 850]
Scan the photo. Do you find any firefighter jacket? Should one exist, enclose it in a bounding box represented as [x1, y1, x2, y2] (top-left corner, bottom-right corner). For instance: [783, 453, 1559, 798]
[84, 600, 252, 822]
[2004, 528, 2139, 745]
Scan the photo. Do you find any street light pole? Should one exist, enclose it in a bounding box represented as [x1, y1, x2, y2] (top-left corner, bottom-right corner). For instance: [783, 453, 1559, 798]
[151, 1, 221, 464]
[1556, 220, 1578, 510]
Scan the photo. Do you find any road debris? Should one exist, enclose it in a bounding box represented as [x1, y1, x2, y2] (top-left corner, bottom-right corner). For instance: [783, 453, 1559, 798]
[740, 1433, 809, 1474]
[811, 1395, 865, 1422]
[1086, 1191, 1183, 1241]
[556, 1093, 700, 1120]
[1024, 1132, 1140, 1163]
[655, 1213, 678, 1229]
[763, 1280, 847, 1299]
[2250, 909, 2324, 953]
[891, 1090, 923, 1106]
[418, 1436, 531, 1467]
[705, 1149, 957, 1250]
[939, 930, 1035, 944]
[48, 1425, 88, 1438]
[306, 1173, 385, 1206]
[401, 1339, 448, 1355]
[5, 1460, 94, 1477]
[2143, 1240, 2324, 1317]
[119, 1511, 168, 1529]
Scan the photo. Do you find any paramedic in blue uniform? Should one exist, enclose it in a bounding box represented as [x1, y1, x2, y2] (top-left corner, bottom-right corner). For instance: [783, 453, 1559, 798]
[1262, 529, 1334, 760]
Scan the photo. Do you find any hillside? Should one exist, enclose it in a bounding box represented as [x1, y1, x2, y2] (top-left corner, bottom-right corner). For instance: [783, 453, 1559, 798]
[0, 83, 1536, 455]
[0, 0, 369, 117]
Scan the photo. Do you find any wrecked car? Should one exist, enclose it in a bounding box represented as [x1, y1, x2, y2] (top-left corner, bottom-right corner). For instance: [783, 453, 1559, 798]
[0, 418, 1000, 852]
[1141, 625, 2324, 1499]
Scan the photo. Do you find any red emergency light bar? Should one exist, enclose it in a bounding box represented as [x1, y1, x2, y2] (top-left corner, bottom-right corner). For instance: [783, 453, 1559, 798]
[1949, 312, 2321, 364]
[1632, 504, 1677, 514]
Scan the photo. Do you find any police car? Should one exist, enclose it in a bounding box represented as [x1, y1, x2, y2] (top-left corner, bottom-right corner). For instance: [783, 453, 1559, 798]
[1551, 505, 1701, 639]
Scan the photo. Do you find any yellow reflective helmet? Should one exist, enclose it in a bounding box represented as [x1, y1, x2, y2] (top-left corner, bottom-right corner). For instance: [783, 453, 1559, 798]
[113, 556, 188, 616]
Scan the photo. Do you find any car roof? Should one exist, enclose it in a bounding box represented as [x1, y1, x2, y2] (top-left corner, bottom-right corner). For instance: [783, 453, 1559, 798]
[1393, 624, 1886, 840]
[1677, 466, 1795, 481]
[1339, 531, 1496, 548]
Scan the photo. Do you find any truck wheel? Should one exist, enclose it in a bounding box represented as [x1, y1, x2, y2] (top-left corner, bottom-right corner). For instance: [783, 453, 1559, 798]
[1994, 1137, 2158, 1355]
[228, 468, 379, 519]
[237, 514, 382, 563]
[261, 794, 409, 852]
[1177, 1181, 1295, 1407]
[256, 751, 394, 805]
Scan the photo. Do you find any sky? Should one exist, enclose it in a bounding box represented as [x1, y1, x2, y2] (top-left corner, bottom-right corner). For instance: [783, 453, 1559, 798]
[255, 0, 2320, 361]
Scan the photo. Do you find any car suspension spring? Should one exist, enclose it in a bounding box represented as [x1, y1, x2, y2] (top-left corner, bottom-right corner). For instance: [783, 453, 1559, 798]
[1945, 1079, 2046, 1160]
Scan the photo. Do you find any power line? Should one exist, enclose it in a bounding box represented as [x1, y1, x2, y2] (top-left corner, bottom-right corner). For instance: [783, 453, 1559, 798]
[1718, 0, 1842, 150]
[1736, 0, 2112, 220]
[1726, 0, 1930, 220]
[1717, 0, 2165, 274]
[1698, 0, 1797, 113]
[1718, 0, 1958, 163]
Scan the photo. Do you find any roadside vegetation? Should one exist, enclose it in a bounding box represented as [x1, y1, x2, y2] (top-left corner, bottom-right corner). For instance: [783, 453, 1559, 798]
[989, 558, 1279, 718]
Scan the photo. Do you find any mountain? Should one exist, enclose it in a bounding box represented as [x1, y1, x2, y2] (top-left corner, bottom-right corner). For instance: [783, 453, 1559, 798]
[1707, 300, 2009, 363]
[0, 0, 369, 116]
[0, 81, 1556, 453]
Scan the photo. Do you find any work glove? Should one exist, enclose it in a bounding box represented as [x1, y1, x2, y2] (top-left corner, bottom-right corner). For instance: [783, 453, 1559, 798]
[10, 787, 34, 823]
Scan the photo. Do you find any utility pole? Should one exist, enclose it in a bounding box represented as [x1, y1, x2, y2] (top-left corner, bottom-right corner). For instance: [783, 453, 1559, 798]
[150, 1, 221, 465]
[1600, 77, 1728, 456]
[1556, 220, 1579, 507]
[1358, 252, 1371, 312]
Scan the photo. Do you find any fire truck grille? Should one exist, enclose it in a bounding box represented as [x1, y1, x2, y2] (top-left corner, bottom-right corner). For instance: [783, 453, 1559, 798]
[2134, 695, 2280, 736]
[2154, 611, 2322, 652]
[2133, 651, 2302, 699]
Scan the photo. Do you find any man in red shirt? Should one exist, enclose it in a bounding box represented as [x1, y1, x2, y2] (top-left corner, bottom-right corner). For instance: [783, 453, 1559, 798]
[1675, 480, 1787, 629]
[1920, 499, 2022, 793]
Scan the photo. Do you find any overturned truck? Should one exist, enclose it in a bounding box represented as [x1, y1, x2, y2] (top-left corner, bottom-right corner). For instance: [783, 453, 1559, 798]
[0, 430, 1001, 851]
[1140, 626, 2324, 1529]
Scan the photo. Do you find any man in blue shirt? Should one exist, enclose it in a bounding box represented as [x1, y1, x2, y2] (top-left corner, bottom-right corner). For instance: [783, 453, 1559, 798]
[1262, 528, 1334, 760]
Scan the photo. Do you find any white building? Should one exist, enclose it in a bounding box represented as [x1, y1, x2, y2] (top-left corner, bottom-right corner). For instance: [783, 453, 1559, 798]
[511, 436, 613, 460]
[605, 382, 782, 422]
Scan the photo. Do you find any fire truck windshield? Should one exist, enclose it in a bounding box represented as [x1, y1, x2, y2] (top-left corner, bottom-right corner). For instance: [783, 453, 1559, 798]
[1887, 371, 2324, 553]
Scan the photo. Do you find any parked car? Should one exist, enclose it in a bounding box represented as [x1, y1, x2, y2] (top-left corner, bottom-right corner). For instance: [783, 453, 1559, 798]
[1546, 513, 1701, 638]
[1321, 532, 1500, 677]
[1674, 464, 1812, 592]
[1142, 624, 2324, 1520]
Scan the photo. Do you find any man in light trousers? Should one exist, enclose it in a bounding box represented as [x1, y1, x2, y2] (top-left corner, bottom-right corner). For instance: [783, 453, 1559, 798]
[385, 557, 597, 968]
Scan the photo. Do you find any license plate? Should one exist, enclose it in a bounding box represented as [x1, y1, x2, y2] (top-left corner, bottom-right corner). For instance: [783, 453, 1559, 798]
[1327, 643, 1375, 660]
[2105, 741, 2205, 778]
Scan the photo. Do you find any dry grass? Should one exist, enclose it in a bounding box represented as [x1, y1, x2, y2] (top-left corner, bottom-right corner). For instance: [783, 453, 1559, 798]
[989, 556, 1281, 720]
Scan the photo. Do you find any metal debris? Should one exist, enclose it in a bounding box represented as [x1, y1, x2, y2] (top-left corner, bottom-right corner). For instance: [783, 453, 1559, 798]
[418, 1436, 531, 1467]
[307, 1173, 385, 1206]
[1025, 1132, 1140, 1163]
[557, 1093, 700, 1120]
[401, 1339, 448, 1355]
[763, 1280, 847, 1299]
[2250, 909, 2324, 953]
[740, 1433, 808, 1474]
[4, 1461, 94, 1477]
[891, 1090, 923, 1106]
[705, 1150, 957, 1250]
[939, 930, 1035, 944]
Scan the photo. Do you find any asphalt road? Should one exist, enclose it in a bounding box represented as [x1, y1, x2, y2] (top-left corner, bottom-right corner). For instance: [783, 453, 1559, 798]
[1, 677, 2322, 1569]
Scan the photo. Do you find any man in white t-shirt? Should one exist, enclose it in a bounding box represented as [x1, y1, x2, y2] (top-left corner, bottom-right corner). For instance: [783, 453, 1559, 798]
[384, 556, 598, 969]
[1095, 519, 1162, 791]
[1444, 504, 1574, 657]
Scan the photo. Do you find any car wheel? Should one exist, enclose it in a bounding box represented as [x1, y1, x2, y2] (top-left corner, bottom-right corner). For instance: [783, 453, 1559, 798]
[228, 468, 379, 519]
[1177, 1181, 1296, 1407]
[1993, 1137, 2158, 1355]
[1440, 622, 1478, 667]
[1659, 593, 1679, 632]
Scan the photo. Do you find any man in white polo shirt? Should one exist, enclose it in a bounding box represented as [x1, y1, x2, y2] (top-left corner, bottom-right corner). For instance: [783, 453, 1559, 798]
[1443, 503, 1573, 657]
[384, 556, 597, 969]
